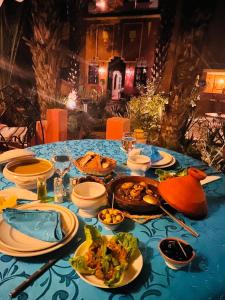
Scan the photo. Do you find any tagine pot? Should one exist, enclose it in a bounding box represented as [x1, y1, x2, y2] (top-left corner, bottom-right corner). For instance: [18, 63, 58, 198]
[158, 168, 208, 219]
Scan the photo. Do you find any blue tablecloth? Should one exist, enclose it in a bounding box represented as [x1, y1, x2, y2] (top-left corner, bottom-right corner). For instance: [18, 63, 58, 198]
[0, 139, 225, 300]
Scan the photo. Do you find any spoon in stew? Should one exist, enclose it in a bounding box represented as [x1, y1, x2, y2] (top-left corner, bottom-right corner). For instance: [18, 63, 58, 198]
[143, 195, 199, 238]
[111, 192, 115, 210]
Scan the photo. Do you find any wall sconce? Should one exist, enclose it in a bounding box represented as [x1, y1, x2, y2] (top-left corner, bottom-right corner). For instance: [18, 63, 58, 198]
[99, 66, 106, 76]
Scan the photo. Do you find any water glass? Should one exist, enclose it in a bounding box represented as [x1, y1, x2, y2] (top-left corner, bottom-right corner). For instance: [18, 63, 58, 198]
[52, 154, 72, 179]
[121, 132, 136, 154]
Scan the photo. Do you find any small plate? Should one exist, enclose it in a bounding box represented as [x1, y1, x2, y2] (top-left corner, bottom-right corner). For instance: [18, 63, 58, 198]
[151, 151, 174, 167]
[0, 149, 35, 164]
[0, 187, 37, 201]
[74, 235, 143, 288]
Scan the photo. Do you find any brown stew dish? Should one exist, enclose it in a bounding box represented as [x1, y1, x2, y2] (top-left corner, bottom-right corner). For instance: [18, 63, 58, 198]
[109, 176, 161, 214]
[115, 181, 156, 201]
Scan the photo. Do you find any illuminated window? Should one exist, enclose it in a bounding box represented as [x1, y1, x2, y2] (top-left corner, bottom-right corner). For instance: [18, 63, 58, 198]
[88, 64, 99, 84]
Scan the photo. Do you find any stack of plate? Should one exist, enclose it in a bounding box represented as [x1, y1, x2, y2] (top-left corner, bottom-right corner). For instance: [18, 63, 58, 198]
[151, 151, 176, 169]
[0, 203, 79, 257]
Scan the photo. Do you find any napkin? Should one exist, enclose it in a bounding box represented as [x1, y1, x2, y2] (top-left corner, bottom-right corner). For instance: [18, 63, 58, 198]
[3, 208, 64, 243]
[129, 147, 162, 163]
[201, 175, 221, 185]
[0, 149, 35, 164]
[147, 147, 163, 163]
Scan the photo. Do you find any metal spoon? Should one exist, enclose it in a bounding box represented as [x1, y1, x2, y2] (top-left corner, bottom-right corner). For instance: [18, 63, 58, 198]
[177, 240, 188, 259]
[111, 193, 115, 210]
[143, 195, 199, 238]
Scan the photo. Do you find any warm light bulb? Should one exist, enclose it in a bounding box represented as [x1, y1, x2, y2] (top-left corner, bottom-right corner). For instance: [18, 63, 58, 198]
[96, 0, 106, 11]
[99, 66, 106, 75]
[218, 78, 225, 85]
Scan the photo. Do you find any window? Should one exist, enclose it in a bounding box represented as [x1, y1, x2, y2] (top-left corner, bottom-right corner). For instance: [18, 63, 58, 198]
[88, 64, 99, 84]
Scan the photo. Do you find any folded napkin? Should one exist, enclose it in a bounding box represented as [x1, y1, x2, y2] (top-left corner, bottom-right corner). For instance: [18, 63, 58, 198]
[0, 149, 35, 164]
[3, 208, 64, 243]
[201, 175, 221, 185]
[129, 147, 162, 163]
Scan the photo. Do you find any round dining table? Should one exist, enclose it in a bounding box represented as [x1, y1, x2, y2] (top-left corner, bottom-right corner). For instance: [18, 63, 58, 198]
[0, 139, 225, 300]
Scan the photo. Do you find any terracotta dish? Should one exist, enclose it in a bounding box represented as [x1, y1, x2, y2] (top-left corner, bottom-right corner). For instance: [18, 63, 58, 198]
[74, 152, 116, 176]
[158, 167, 208, 219]
[108, 176, 161, 214]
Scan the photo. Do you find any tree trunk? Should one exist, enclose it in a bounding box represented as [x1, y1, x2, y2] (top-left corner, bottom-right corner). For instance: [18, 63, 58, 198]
[26, 0, 63, 119]
[159, 0, 214, 150]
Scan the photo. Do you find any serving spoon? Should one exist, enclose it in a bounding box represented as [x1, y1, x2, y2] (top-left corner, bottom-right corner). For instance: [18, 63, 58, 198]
[143, 195, 199, 238]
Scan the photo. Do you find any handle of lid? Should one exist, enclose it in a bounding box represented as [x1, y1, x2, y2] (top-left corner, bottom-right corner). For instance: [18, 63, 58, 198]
[188, 167, 207, 181]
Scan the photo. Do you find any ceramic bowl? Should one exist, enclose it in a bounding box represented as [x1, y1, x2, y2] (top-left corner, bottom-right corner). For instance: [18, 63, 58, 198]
[71, 181, 108, 218]
[5, 157, 53, 177]
[3, 158, 54, 189]
[108, 176, 160, 214]
[127, 155, 151, 176]
[158, 237, 195, 270]
[98, 208, 124, 230]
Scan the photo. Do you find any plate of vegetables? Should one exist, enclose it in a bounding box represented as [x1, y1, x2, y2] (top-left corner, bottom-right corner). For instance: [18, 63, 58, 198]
[70, 225, 143, 288]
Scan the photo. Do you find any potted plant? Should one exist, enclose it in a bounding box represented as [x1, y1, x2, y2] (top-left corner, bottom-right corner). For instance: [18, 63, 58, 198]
[128, 81, 168, 144]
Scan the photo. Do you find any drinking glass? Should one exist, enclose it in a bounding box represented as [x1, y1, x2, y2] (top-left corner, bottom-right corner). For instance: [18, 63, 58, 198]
[121, 132, 136, 155]
[52, 154, 72, 179]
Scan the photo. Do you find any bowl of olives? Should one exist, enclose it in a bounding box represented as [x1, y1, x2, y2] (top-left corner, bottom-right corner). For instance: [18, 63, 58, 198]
[158, 237, 195, 270]
[98, 208, 124, 230]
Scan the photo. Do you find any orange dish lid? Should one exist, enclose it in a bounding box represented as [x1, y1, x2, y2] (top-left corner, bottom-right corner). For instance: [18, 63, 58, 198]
[158, 168, 208, 219]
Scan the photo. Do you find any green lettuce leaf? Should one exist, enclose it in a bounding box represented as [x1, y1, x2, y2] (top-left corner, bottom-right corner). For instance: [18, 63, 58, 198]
[104, 265, 125, 287]
[113, 232, 139, 261]
[69, 256, 95, 275]
[155, 168, 188, 181]
[84, 224, 102, 248]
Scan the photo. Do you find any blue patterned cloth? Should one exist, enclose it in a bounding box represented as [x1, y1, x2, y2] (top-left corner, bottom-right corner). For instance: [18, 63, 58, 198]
[0, 139, 225, 300]
[3, 208, 63, 242]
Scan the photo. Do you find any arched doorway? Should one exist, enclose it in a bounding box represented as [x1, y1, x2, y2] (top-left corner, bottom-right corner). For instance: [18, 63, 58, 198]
[108, 57, 125, 100]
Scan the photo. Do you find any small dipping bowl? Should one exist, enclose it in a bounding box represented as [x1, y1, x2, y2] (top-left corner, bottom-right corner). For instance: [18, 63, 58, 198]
[71, 181, 108, 218]
[158, 237, 195, 270]
[127, 155, 151, 176]
[98, 208, 124, 230]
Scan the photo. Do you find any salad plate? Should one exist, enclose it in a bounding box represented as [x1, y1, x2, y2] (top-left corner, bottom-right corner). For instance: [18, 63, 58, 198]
[75, 237, 143, 288]
[70, 226, 143, 288]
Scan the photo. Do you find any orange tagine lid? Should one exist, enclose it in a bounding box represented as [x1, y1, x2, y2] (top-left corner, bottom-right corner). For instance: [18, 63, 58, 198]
[158, 168, 208, 219]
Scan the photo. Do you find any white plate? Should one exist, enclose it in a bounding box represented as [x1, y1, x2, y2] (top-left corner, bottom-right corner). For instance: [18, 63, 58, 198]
[0, 149, 35, 164]
[151, 156, 176, 169]
[151, 151, 174, 167]
[74, 235, 143, 288]
[0, 188, 37, 201]
[0, 217, 78, 257]
[0, 203, 78, 253]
